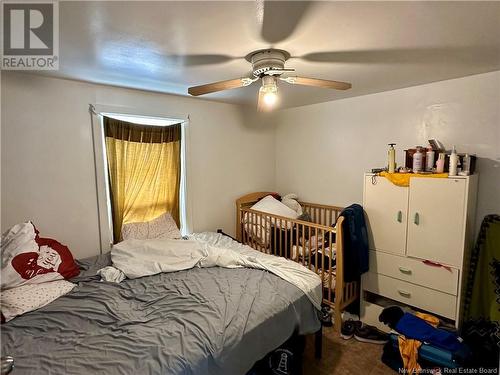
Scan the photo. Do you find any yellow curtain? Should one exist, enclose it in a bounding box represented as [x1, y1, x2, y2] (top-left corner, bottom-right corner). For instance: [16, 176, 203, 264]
[104, 117, 181, 242]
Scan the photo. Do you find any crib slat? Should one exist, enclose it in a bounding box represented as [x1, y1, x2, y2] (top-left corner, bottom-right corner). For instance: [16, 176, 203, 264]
[328, 231, 333, 304]
[320, 228, 325, 295]
[292, 224, 300, 262]
[273, 218, 277, 256]
[301, 223, 306, 266]
[314, 227, 318, 273]
[283, 219, 286, 258]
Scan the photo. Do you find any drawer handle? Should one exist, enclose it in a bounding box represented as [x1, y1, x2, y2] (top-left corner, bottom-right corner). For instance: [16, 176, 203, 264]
[414, 212, 420, 225]
[398, 289, 411, 298]
[398, 267, 412, 275]
[396, 210, 402, 223]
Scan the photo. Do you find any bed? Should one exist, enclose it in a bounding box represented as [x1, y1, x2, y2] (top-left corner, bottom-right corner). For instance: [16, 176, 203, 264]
[236, 192, 359, 331]
[0, 232, 320, 375]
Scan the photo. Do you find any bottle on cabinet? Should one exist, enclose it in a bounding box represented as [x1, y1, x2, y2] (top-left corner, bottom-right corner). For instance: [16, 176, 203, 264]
[449, 146, 459, 176]
[388, 143, 396, 173]
[436, 153, 446, 173]
[425, 147, 435, 172]
[461, 154, 471, 176]
[412, 147, 424, 173]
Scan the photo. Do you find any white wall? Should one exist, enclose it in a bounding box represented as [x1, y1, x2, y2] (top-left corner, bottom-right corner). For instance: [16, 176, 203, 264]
[3, 71, 499, 259]
[1, 72, 275, 258]
[274, 71, 500, 230]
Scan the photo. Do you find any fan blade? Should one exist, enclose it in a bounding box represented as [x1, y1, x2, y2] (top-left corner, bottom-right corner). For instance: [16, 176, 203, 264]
[188, 77, 255, 96]
[259, 0, 313, 44]
[167, 54, 238, 66]
[299, 46, 497, 65]
[282, 76, 351, 90]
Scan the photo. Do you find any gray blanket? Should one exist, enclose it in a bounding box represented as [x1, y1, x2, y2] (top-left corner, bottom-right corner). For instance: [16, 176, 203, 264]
[1, 252, 320, 374]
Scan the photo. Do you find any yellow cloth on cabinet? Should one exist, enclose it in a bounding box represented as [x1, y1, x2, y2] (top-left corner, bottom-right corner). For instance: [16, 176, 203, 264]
[379, 172, 448, 187]
[397, 312, 440, 374]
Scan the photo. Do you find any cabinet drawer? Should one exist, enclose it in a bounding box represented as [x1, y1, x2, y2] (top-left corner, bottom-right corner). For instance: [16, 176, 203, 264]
[369, 251, 459, 295]
[363, 272, 457, 319]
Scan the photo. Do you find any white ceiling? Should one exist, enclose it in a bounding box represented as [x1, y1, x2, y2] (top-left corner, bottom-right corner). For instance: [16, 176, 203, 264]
[36, 1, 500, 109]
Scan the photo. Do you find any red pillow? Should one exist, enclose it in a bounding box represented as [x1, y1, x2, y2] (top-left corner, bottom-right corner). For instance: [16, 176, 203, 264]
[1, 222, 79, 290]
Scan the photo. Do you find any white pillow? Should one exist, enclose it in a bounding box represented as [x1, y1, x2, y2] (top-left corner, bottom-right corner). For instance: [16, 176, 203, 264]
[244, 195, 299, 247]
[121, 212, 181, 241]
[250, 195, 299, 219]
[1, 279, 75, 322]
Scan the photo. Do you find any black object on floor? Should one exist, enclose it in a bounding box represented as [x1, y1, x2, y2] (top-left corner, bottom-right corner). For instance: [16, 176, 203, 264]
[354, 324, 389, 344]
[379, 306, 404, 329]
[340, 319, 363, 340]
[381, 341, 403, 372]
[249, 334, 305, 375]
[319, 305, 333, 327]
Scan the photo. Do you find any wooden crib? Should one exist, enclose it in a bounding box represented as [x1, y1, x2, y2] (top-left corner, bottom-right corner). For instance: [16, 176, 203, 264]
[236, 192, 359, 331]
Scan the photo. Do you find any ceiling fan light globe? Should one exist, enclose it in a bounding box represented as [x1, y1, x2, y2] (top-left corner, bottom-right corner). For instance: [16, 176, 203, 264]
[263, 91, 278, 106]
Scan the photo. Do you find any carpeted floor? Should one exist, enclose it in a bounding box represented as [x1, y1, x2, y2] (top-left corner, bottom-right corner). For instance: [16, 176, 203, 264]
[303, 326, 393, 374]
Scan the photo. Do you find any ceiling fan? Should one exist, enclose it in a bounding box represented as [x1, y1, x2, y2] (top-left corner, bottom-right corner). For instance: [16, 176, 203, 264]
[188, 48, 352, 111]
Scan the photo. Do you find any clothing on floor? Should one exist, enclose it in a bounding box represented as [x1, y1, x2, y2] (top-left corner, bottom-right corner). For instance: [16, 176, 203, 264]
[379, 307, 460, 352]
[383, 334, 465, 373]
[395, 312, 461, 352]
[339, 204, 369, 282]
[379, 307, 470, 373]
[398, 336, 422, 374]
[397, 312, 440, 374]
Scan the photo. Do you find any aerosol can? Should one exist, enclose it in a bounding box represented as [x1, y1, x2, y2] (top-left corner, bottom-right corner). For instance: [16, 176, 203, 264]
[449, 146, 459, 176]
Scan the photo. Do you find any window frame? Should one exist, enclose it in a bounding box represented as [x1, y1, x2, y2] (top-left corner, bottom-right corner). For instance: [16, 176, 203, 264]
[90, 104, 190, 252]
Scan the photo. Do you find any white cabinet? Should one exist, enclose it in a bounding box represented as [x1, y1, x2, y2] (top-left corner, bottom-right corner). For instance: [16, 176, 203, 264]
[361, 173, 478, 329]
[363, 176, 408, 255]
[407, 178, 466, 267]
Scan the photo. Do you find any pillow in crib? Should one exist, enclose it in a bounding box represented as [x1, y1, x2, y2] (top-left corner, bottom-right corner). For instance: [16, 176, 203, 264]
[250, 195, 299, 219]
[244, 195, 299, 246]
[1, 279, 75, 322]
[121, 212, 181, 241]
[1, 222, 80, 290]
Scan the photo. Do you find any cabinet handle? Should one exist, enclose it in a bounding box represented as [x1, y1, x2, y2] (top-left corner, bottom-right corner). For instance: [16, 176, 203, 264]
[398, 267, 412, 275]
[414, 212, 420, 225]
[396, 210, 402, 223]
[398, 289, 411, 298]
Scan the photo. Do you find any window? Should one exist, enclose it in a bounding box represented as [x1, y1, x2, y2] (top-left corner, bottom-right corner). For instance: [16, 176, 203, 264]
[91, 108, 188, 250]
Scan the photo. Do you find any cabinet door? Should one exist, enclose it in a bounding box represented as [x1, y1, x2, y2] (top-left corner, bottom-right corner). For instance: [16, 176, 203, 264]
[407, 178, 466, 267]
[363, 175, 409, 255]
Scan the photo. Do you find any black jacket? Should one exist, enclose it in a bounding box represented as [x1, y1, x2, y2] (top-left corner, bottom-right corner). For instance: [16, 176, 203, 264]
[339, 204, 369, 282]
